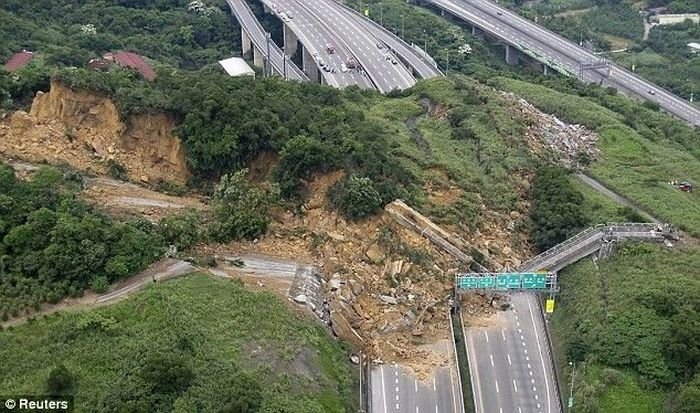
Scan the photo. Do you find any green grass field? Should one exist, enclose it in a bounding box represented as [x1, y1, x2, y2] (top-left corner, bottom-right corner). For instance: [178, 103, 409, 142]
[0, 275, 355, 413]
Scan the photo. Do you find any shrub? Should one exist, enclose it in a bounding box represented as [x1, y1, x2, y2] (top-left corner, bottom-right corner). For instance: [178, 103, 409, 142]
[45, 364, 75, 395]
[329, 175, 383, 220]
[209, 169, 279, 242]
[90, 276, 110, 294]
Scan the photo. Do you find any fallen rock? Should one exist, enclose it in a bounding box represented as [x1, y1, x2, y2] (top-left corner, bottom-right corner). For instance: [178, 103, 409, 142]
[365, 243, 385, 264]
[293, 294, 307, 304]
[350, 354, 360, 364]
[380, 295, 398, 305]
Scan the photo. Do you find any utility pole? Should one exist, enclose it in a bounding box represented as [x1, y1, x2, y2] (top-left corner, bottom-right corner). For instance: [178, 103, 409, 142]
[688, 79, 694, 103]
[446, 49, 450, 75]
[568, 361, 576, 409]
[265, 32, 272, 77]
[423, 30, 427, 57]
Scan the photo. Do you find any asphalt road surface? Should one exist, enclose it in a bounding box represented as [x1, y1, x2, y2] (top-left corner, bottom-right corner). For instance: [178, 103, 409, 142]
[371, 362, 463, 413]
[264, 0, 375, 88]
[463, 293, 558, 413]
[428, 0, 700, 125]
[324, 0, 442, 79]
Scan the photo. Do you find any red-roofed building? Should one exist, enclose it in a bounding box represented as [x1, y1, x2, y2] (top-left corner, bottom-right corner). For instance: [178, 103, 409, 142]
[4, 50, 35, 72]
[99, 51, 157, 81]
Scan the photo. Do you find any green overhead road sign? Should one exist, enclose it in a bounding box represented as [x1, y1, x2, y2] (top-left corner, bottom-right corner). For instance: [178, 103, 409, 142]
[522, 273, 547, 289]
[456, 272, 553, 291]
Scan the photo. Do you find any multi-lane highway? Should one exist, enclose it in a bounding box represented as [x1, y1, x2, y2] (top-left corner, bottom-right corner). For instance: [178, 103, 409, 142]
[463, 294, 557, 413]
[263, 0, 375, 89]
[331, 0, 443, 79]
[291, 0, 417, 92]
[371, 362, 463, 413]
[427, 0, 700, 125]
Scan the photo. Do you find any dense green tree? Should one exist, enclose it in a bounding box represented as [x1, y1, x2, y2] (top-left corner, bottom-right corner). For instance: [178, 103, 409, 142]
[141, 355, 194, 395]
[530, 166, 588, 251]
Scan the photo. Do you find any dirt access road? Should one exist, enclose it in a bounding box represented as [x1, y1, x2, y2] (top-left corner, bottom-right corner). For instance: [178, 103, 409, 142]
[1, 259, 196, 328]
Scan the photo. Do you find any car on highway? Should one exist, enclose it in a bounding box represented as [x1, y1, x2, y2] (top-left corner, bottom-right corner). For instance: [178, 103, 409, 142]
[497, 11, 503, 16]
[340, 63, 348, 73]
[391, 58, 398, 65]
[376, 42, 384, 49]
[326, 44, 335, 54]
[648, 89, 656, 95]
[322, 65, 331, 72]
[318, 58, 326, 67]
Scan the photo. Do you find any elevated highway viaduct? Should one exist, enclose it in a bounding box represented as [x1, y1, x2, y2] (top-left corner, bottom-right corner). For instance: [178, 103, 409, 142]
[426, 0, 700, 125]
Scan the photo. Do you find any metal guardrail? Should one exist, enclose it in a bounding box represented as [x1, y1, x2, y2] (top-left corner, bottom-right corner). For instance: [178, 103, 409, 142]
[536, 296, 565, 413]
[448, 310, 467, 413]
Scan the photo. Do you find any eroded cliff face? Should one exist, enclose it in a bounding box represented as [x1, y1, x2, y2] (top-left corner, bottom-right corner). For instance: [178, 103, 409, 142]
[0, 80, 189, 184]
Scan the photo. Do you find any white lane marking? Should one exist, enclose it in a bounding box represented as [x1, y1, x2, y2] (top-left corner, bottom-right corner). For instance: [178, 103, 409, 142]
[495, 379, 499, 393]
[524, 349, 528, 354]
[396, 395, 399, 401]
[528, 363, 532, 369]
[536, 394, 539, 400]
[519, 408, 522, 413]
[533, 386, 537, 392]
[513, 379, 519, 392]
[396, 386, 399, 392]
[526, 356, 530, 361]
[436, 406, 439, 413]
[501, 329, 506, 341]
[490, 354, 494, 367]
[416, 407, 419, 413]
[507, 354, 512, 365]
[396, 403, 399, 409]
[528, 295, 552, 413]
[532, 378, 535, 384]
[381, 365, 388, 413]
[530, 371, 533, 376]
[415, 379, 418, 392]
[433, 376, 437, 391]
[484, 331, 489, 342]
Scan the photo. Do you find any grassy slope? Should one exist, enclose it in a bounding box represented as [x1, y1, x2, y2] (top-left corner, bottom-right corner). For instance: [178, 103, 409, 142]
[0, 275, 354, 412]
[552, 245, 699, 412]
[491, 77, 700, 235]
[361, 77, 536, 233]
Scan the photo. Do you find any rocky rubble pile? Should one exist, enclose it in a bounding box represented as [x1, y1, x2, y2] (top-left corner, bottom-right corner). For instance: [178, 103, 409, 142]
[502, 92, 600, 169]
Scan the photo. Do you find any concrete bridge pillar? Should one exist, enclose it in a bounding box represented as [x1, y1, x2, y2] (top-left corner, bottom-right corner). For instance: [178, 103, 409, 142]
[241, 28, 252, 58]
[505, 44, 519, 65]
[283, 25, 298, 57]
[543, 64, 549, 75]
[253, 47, 264, 68]
[471, 26, 483, 38]
[302, 46, 320, 83]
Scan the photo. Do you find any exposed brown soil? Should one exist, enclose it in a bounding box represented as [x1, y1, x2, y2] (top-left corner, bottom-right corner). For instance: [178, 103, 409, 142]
[0, 80, 189, 185]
